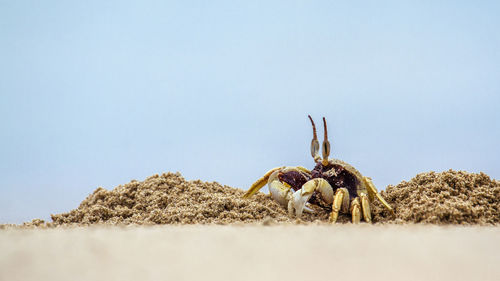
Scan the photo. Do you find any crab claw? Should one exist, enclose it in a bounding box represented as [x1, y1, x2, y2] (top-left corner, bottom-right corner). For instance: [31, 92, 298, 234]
[289, 178, 333, 218]
[269, 179, 293, 207]
[289, 189, 312, 217]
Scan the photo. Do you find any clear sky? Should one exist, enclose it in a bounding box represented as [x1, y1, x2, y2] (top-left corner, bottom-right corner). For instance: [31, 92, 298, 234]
[1, 1, 499, 223]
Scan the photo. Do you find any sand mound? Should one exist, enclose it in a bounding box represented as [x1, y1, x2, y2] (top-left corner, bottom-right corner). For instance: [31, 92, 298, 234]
[49, 173, 288, 225]
[44, 172, 332, 226]
[372, 170, 500, 225]
[18, 170, 499, 227]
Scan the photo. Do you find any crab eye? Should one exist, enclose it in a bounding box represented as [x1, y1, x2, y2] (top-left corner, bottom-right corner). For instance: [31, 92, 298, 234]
[311, 139, 319, 159]
[322, 139, 330, 160]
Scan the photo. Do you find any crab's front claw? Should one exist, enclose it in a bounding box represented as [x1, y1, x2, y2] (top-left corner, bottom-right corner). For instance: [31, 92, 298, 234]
[289, 178, 333, 218]
[289, 189, 312, 218]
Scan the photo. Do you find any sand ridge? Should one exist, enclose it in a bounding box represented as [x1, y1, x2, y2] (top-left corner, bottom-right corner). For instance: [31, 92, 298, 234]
[372, 170, 500, 225]
[43, 172, 332, 226]
[11, 170, 500, 227]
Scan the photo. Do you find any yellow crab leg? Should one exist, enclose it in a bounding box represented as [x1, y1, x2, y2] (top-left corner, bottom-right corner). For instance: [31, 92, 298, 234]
[329, 188, 349, 223]
[243, 167, 284, 198]
[351, 197, 361, 224]
[363, 177, 394, 214]
[360, 193, 372, 223]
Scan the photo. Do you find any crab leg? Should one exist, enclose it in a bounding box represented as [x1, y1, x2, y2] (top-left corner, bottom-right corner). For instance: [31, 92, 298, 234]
[243, 167, 284, 198]
[329, 188, 349, 223]
[363, 177, 394, 214]
[359, 193, 372, 223]
[351, 198, 361, 224]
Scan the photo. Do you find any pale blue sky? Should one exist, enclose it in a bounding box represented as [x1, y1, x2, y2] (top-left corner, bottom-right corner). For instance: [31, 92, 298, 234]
[1, 1, 499, 223]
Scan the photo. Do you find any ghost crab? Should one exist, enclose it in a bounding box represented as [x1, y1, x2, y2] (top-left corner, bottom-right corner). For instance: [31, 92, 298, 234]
[243, 115, 394, 223]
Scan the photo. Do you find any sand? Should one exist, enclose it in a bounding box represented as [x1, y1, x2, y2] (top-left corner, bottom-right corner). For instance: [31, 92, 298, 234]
[13, 169, 498, 227]
[2, 170, 500, 281]
[43, 172, 333, 226]
[1, 225, 499, 281]
[373, 170, 500, 224]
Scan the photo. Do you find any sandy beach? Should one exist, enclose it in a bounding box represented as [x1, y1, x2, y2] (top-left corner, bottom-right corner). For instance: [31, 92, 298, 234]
[2, 170, 498, 281]
[1, 225, 499, 281]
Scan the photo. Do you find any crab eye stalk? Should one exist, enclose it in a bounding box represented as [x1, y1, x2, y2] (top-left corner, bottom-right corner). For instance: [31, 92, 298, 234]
[322, 117, 331, 165]
[308, 115, 321, 163]
[311, 139, 320, 159]
[322, 140, 330, 162]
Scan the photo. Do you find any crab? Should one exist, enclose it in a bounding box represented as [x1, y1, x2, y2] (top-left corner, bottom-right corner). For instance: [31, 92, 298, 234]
[243, 115, 394, 223]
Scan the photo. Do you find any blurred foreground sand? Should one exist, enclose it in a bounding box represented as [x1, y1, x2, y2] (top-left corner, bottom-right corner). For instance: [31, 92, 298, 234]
[1, 225, 499, 281]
